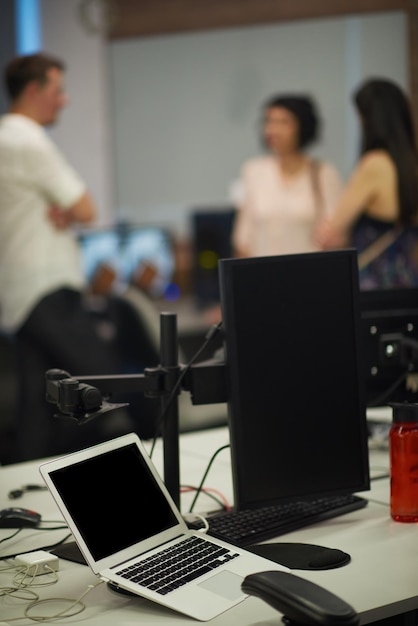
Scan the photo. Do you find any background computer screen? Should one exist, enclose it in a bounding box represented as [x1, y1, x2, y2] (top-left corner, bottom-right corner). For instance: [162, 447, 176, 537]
[190, 208, 235, 307]
[219, 250, 370, 510]
[78, 228, 120, 282]
[359, 287, 418, 407]
[78, 225, 175, 297]
[121, 226, 175, 296]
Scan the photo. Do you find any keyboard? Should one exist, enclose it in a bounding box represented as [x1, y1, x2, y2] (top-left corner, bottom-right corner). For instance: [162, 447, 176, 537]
[116, 535, 239, 595]
[192, 494, 368, 547]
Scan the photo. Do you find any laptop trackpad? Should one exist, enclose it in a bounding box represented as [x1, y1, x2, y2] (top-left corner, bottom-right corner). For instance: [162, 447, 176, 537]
[198, 571, 243, 600]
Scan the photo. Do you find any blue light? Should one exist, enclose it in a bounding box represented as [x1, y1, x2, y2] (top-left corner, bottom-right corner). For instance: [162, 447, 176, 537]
[164, 283, 181, 302]
[16, 0, 42, 54]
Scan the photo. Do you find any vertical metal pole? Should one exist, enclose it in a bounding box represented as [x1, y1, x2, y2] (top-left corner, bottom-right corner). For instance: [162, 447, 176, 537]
[159, 312, 180, 507]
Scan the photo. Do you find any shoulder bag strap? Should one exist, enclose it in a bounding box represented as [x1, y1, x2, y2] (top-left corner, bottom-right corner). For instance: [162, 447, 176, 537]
[310, 159, 323, 214]
[357, 227, 402, 270]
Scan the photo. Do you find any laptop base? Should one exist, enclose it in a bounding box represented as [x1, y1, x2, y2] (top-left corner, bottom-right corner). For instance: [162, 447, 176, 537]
[107, 582, 137, 597]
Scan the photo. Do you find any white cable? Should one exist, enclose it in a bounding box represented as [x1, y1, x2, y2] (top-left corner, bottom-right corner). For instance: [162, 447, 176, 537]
[13, 564, 58, 588]
[23, 579, 104, 622]
[0, 565, 103, 622]
[0, 585, 38, 602]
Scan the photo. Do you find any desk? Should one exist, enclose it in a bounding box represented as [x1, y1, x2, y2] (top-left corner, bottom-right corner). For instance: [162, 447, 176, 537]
[1, 428, 417, 625]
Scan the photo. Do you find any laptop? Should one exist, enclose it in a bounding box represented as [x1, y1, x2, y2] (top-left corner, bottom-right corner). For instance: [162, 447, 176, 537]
[39, 432, 289, 622]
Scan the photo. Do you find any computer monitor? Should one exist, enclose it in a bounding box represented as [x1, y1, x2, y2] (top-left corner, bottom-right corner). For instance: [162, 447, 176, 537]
[78, 227, 120, 282]
[191, 208, 235, 307]
[218, 249, 370, 511]
[78, 225, 176, 298]
[120, 226, 175, 297]
[359, 287, 418, 407]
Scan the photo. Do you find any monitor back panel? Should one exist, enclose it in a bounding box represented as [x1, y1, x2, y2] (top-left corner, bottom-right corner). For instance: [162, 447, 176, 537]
[219, 250, 370, 510]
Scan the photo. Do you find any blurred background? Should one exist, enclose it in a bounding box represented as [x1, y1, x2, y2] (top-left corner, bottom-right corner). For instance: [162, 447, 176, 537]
[0, 1, 412, 308]
[0, 0, 414, 457]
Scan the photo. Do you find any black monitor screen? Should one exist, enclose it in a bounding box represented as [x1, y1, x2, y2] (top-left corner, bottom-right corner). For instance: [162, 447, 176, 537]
[47, 444, 178, 561]
[191, 208, 235, 307]
[219, 250, 370, 510]
[359, 287, 418, 407]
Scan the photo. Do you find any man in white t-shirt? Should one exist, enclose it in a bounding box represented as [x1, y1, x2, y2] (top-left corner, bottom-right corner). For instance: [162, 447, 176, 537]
[0, 53, 132, 461]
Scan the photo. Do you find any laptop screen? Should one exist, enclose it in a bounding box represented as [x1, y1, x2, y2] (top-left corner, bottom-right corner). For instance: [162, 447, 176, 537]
[46, 443, 179, 561]
[219, 250, 370, 510]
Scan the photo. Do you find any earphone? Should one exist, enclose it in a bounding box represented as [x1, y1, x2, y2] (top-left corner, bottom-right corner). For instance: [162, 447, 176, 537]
[8, 484, 48, 499]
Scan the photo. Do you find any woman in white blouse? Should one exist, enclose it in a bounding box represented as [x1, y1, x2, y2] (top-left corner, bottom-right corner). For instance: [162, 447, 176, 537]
[232, 94, 342, 258]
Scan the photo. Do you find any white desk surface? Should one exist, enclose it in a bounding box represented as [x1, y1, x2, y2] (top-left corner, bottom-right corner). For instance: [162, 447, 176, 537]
[1, 427, 417, 626]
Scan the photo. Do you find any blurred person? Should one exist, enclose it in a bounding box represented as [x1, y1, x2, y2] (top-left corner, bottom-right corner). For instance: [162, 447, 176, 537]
[232, 94, 343, 258]
[203, 94, 343, 326]
[0, 53, 153, 461]
[316, 78, 418, 288]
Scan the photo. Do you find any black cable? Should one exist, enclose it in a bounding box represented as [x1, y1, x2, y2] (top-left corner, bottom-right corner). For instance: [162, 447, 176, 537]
[367, 370, 408, 408]
[0, 532, 72, 561]
[370, 473, 390, 481]
[188, 444, 230, 514]
[8, 484, 48, 499]
[149, 320, 223, 458]
[0, 528, 22, 545]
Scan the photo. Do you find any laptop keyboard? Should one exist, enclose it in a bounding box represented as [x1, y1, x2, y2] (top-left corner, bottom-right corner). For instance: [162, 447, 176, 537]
[116, 535, 239, 595]
[194, 494, 368, 547]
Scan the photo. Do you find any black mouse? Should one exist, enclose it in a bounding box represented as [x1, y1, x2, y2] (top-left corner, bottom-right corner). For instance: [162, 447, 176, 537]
[0, 507, 41, 528]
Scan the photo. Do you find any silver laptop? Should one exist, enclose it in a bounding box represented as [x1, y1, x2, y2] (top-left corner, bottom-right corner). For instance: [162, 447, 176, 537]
[39, 432, 289, 621]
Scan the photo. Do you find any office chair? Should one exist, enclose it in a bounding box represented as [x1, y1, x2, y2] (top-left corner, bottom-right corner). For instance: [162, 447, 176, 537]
[0, 332, 18, 464]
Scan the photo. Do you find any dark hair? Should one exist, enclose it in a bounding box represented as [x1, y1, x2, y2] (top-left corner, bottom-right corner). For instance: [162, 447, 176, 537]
[4, 52, 65, 101]
[262, 94, 320, 149]
[354, 78, 418, 226]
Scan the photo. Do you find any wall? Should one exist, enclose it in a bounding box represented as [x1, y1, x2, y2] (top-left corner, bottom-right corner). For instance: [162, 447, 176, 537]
[110, 11, 407, 236]
[40, 0, 114, 224]
[0, 6, 408, 235]
[0, 0, 114, 224]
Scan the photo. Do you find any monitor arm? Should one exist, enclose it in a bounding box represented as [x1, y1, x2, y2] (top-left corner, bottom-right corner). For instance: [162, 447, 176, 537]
[45, 312, 227, 507]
